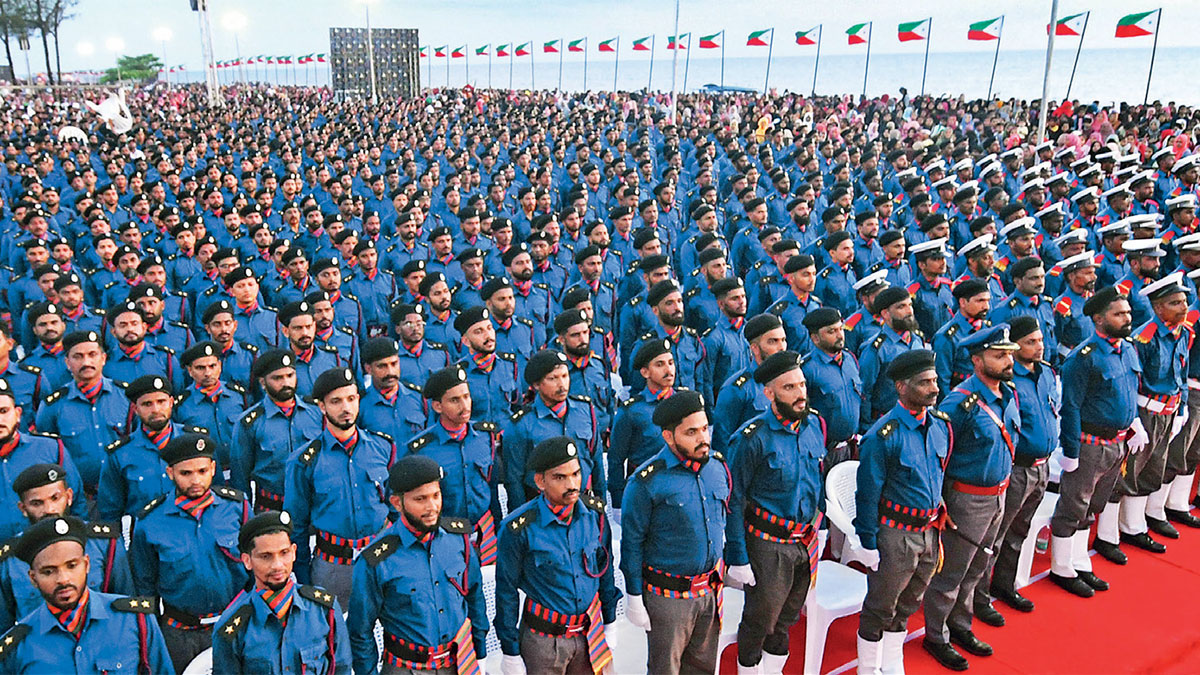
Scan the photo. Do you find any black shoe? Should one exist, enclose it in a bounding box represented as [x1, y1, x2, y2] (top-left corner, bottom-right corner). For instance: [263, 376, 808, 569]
[1166, 507, 1200, 528]
[922, 639, 970, 671]
[1121, 531, 1167, 553]
[1147, 516, 1180, 539]
[990, 586, 1035, 612]
[1078, 571, 1109, 591]
[1048, 572, 1095, 598]
[949, 629, 994, 657]
[973, 603, 1005, 627]
[1093, 539, 1128, 565]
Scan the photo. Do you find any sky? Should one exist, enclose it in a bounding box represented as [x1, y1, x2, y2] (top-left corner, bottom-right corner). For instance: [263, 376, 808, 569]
[36, 0, 1200, 73]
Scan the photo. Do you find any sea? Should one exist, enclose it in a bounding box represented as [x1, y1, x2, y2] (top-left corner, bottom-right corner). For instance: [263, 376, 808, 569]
[185, 46, 1200, 104]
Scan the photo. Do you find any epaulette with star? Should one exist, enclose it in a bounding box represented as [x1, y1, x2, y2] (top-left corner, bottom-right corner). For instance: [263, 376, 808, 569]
[297, 584, 336, 609]
[105, 437, 131, 454]
[337, 325, 355, 336]
[1079, 343, 1094, 356]
[871, 334, 887, 349]
[582, 491, 606, 513]
[945, 323, 959, 338]
[184, 424, 209, 435]
[18, 363, 39, 375]
[506, 510, 534, 533]
[701, 326, 714, 338]
[570, 394, 592, 404]
[440, 516, 471, 534]
[0, 624, 29, 659]
[620, 397, 638, 408]
[241, 407, 262, 426]
[112, 596, 158, 614]
[364, 534, 401, 567]
[740, 422, 760, 436]
[931, 409, 950, 422]
[473, 421, 498, 433]
[960, 391, 980, 412]
[214, 486, 245, 502]
[634, 459, 666, 482]
[0, 537, 17, 562]
[88, 521, 121, 539]
[218, 604, 254, 641]
[299, 439, 322, 465]
[510, 408, 528, 423]
[878, 420, 899, 438]
[818, 267, 832, 278]
[43, 387, 67, 405]
[497, 351, 517, 362]
[369, 429, 394, 443]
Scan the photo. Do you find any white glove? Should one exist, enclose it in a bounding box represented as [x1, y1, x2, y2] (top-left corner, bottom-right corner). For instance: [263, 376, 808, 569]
[1059, 456, 1080, 473]
[727, 564, 756, 588]
[501, 654, 527, 675]
[1171, 407, 1190, 441]
[860, 548, 880, 571]
[624, 594, 651, 631]
[604, 622, 618, 649]
[1128, 417, 1150, 454]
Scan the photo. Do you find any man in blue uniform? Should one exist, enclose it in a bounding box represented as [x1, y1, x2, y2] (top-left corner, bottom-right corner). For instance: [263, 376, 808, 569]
[200, 300, 259, 393]
[176, 341, 248, 472]
[103, 300, 182, 391]
[701, 278, 753, 393]
[359, 338, 426, 445]
[212, 510, 351, 674]
[456, 306, 521, 425]
[553, 309, 613, 432]
[277, 300, 342, 399]
[1049, 287, 1140, 597]
[230, 350, 323, 512]
[406, 366, 502, 566]
[620, 391, 729, 674]
[725, 351, 826, 674]
[933, 279, 993, 395]
[859, 287, 930, 428]
[854, 349, 949, 675]
[392, 303, 454, 387]
[923, 325, 1019, 670]
[910, 239, 956, 340]
[284, 367, 396, 608]
[629, 280, 712, 402]
[991, 258, 1059, 365]
[802, 308, 863, 465]
[0, 516, 173, 673]
[129, 433, 250, 671]
[608, 339, 676, 514]
[496, 437, 619, 675]
[348, 455, 489, 675]
[766, 254, 822, 356]
[503, 350, 600, 506]
[711, 314, 789, 462]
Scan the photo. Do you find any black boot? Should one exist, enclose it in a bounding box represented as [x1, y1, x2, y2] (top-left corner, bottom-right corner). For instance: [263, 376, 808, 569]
[922, 639, 969, 671]
[1048, 572, 1095, 598]
[1120, 531, 1167, 553]
[1093, 538, 1127, 565]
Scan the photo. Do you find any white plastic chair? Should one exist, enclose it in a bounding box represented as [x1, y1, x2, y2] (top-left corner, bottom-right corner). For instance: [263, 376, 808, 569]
[181, 647, 212, 675]
[823, 461, 872, 567]
[1014, 490, 1060, 589]
[803, 560, 869, 675]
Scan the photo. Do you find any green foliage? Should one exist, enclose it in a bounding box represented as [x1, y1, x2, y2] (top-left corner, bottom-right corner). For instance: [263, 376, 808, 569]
[100, 53, 161, 84]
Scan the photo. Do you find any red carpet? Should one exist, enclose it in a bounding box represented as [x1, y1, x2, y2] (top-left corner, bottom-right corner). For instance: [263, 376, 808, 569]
[718, 508, 1200, 674]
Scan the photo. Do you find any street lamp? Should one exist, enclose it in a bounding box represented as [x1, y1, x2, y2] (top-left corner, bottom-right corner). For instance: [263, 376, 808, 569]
[105, 37, 125, 83]
[152, 26, 172, 87]
[353, 0, 379, 104]
[221, 10, 248, 84]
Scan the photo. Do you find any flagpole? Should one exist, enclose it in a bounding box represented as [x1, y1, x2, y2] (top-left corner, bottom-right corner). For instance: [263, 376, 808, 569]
[763, 28, 774, 94]
[670, 0, 680, 111]
[720, 30, 725, 89]
[648, 35, 655, 91]
[583, 38, 588, 91]
[987, 17, 1003, 99]
[683, 33, 692, 94]
[920, 18, 931, 96]
[509, 46, 513, 90]
[530, 40, 536, 90]
[445, 49, 450, 88]
[614, 36, 620, 91]
[558, 39, 564, 90]
[488, 47, 492, 89]
[465, 47, 470, 87]
[1039, 0, 1059, 141]
[1065, 11, 1089, 100]
[863, 22, 872, 97]
[1144, 8, 1162, 104]
[812, 25, 822, 95]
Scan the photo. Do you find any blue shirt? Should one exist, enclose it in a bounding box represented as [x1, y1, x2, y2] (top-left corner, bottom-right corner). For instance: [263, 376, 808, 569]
[397, 341, 453, 388]
[495, 495, 619, 656]
[854, 403, 950, 549]
[33, 378, 130, 488]
[939, 376, 1020, 488]
[230, 397, 323, 498]
[503, 396, 599, 506]
[702, 319, 752, 396]
[1132, 317, 1189, 400]
[620, 448, 730, 592]
[348, 520, 489, 675]
[991, 292, 1059, 364]
[712, 368, 770, 461]
[359, 382, 427, 446]
[802, 348, 863, 445]
[460, 353, 521, 425]
[1012, 361, 1062, 460]
[174, 384, 247, 470]
[859, 326, 930, 429]
[211, 584, 351, 675]
[103, 344, 183, 393]
[767, 291, 822, 356]
[1053, 287, 1095, 357]
[1059, 334, 1141, 459]
[0, 591, 173, 675]
[97, 422, 207, 520]
[815, 263, 859, 317]
[933, 315, 987, 394]
[725, 409, 827, 566]
[607, 391, 669, 506]
[402, 422, 498, 526]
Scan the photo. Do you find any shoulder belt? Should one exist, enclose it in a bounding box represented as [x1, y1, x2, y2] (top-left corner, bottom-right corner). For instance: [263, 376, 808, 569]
[741, 422, 760, 437]
[582, 491, 606, 513]
[88, 521, 121, 539]
[44, 387, 68, 404]
[440, 516, 471, 534]
[299, 439, 322, 465]
[218, 604, 254, 641]
[960, 392, 980, 412]
[0, 624, 30, 659]
[710, 450, 726, 464]
[214, 486, 246, 502]
[297, 584, 336, 609]
[106, 437, 131, 454]
[635, 459, 667, 482]
[364, 534, 402, 567]
[878, 420, 899, 438]
[111, 596, 158, 615]
[473, 421, 498, 433]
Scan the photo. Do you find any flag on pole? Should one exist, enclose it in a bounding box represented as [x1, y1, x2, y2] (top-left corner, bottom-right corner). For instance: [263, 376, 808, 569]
[277, 55, 293, 64]
[515, 42, 531, 56]
[568, 38, 586, 52]
[451, 46, 466, 58]
[632, 36, 652, 51]
[297, 53, 312, 63]
[475, 45, 489, 56]
[1049, 12, 1088, 35]
[543, 40, 559, 53]
[599, 38, 618, 52]
[419, 46, 428, 58]
[897, 19, 930, 42]
[667, 34, 688, 49]
[846, 23, 870, 45]
[699, 33, 720, 49]
[434, 45, 448, 57]
[1115, 10, 1159, 38]
[263, 56, 275, 64]
[315, 54, 327, 62]
[496, 44, 510, 57]
[968, 17, 1003, 40]
[795, 28, 818, 45]
[746, 29, 770, 46]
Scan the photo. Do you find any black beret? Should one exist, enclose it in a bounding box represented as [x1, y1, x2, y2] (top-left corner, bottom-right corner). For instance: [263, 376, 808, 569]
[126, 283, 163, 302]
[1082, 286, 1124, 317]
[530, 436, 583, 473]
[574, 245, 602, 264]
[252, 349, 297, 379]
[454, 306, 491, 333]
[647, 279, 682, 307]
[744, 313, 783, 342]
[277, 301, 313, 326]
[639, 254, 670, 273]
[754, 350, 804, 385]
[824, 230, 853, 251]
[998, 202, 1026, 220]
[390, 303, 425, 325]
[311, 367, 358, 400]
[710, 277, 743, 298]
[524, 349, 569, 385]
[480, 276, 513, 301]
[633, 338, 673, 370]
[62, 330, 102, 353]
[161, 433, 215, 466]
[26, 301, 60, 325]
[201, 301, 235, 325]
[802, 307, 843, 332]
[388, 455, 444, 494]
[238, 510, 294, 553]
[353, 239, 377, 256]
[125, 374, 173, 402]
[560, 286, 592, 311]
[554, 309, 589, 336]
[1007, 315, 1041, 342]
[698, 247, 726, 266]
[756, 227, 782, 243]
[423, 365, 469, 400]
[502, 243, 531, 267]
[872, 286, 911, 314]
[53, 274, 83, 291]
[952, 278, 990, 300]
[879, 230, 905, 247]
[304, 291, 332, 307]
[223, 266, 256, 286]
[633, 228, 660, 250]
[418, 272, 448, 297]
[400, 259, 427, 276]
[12, 463, 68, 496]
[745, 197, 767, 211]
[885, 349, 937, 381]
[821, 206, 848, 222]
[310, 257, 342, 276]
[15, 516, 87, 565]
[361, 337, 399, 365]
[180, 341, 221, 368]
[651, 390, 706, 429]
[1010, 257, 1044, 280]
[783, 254, 816, 274]
[105, 301, 143, 325]
[455, 247, 485, 263]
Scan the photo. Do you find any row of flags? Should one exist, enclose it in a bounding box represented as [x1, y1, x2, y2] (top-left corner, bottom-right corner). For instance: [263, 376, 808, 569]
[420, 10, 1160, 57]
[212, 53, 327, 69]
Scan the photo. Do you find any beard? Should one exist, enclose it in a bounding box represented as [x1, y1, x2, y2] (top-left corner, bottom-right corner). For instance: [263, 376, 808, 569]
[892, 316, 920, 333]
[775, 397, 809, 422]
[661, 310, 685, 327]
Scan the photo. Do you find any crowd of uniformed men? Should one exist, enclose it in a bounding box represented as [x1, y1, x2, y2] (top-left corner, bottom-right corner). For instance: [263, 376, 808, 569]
[0, 83, 1196, 674]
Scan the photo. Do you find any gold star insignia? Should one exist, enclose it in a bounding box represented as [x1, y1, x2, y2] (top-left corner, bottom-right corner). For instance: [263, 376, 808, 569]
[140, 600, 151, 609]
[4, 637, 12, 645]
[225, 625, 235, 634]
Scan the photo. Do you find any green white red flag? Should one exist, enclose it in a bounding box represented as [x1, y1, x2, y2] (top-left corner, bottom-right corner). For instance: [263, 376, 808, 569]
[1115, 10, 1159, 38]
[897, 19, 929, 42]
[1049, 12, 1088, 36]
[746, 29, 770, 46]
[846, 23, 869, 45]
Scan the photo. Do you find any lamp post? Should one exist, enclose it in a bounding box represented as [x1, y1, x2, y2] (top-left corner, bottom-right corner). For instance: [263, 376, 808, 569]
[105, 37, 125, 83]
[221, 10, 248, 84]
[152, 26, 172, 87]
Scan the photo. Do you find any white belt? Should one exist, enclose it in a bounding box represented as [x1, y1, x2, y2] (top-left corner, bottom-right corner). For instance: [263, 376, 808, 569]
[1189, 378, 1200, 391]
[1057, 344, 1072, 358]
[1137, 394, 1177, 415]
